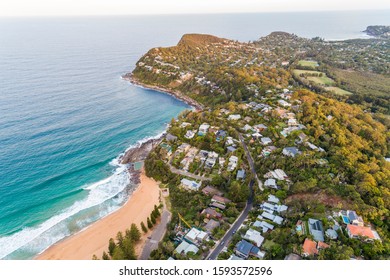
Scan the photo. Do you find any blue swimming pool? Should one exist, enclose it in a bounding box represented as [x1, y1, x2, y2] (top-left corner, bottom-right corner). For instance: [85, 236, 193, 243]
[342, 216, 350, 224]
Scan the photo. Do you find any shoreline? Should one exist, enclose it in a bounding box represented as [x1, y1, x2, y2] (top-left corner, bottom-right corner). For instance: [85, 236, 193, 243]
[122, 73, 204, 111]
[35, 168, 160, 260]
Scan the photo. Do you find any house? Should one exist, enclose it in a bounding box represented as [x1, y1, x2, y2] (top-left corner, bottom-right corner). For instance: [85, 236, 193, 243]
[228, 254, 244, 260]
[175, 240, 199, 255]
[228, 114, 241, 121]
[260, 137, 272, 145]
[243, 124, 253, 132]
[254, 124, 268, 132]
[177, 143, 190, 154]
[264, 169, 288, 181]
[184, 228, 208, 244]
[216, 130, 227, 141]
[288, 118, 298, 126]
[198, 123, 210, 136]
[244, 228, 264, 247]
[166, 133, 178, 142]
[201, 186, 223, 196]
[317, 241, 330, 250]
[204, 219, 220, 233]
[264, 178, 278, 189]
[253, 220, 274, 233]
[325, 229, 338, 240]
[185, 130, 196, 139]
[227, 146, 237, 153]
[225, 137, 235, 146]
[268, 195, 279, 204]
[302, 238, 318, 257]
[261, 212, 284, 225]
[227, 155, 238, 171]
[205, 152, 218, 168]
[160, 143, 172, 157]
[282, 147, 301, 157]
[212, 195, 231, 205]
[210, 201, 226, 210]
[180, 122, 191, 128]
[308, 218, 325, 242]
[201, 208, 222, 219]
[284, 253, 301, 260]
[346, 224, 379, 241]
[261, 146, 277, 157]
[244, 116, 252, 122]
[235, 240, 264, 259]
[298, 132, 308, 143]
[348, 211, 364, 227]
[236, 169, 246, 180]
[278, 100, 291, 107]
[181, 178, 201, 191]
[252, 132, 262, 139]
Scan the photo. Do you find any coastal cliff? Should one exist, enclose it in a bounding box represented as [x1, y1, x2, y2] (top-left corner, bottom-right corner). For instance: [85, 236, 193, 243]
[364, 25, 390, 38]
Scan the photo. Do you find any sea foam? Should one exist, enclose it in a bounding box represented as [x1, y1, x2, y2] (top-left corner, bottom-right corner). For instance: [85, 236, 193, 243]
[0, 161, 131, 260]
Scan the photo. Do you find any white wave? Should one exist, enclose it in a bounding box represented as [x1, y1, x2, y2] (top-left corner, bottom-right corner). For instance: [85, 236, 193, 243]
[0, 163, 131, 260]
[0, 129, 168, 259]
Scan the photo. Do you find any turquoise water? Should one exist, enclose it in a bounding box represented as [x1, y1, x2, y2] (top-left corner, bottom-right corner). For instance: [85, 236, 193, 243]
[0, 10, 389, 259]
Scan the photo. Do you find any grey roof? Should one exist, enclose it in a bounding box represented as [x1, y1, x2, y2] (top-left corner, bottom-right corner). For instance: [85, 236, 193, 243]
[227, 146, 237, 152]
[204, 219, 220, 232]
[283, 147, 300, 156]
[308, 218, 325, 242]
[325, 228, 338, 239]
[348, 210, 358, 221]
[166, 133, 178, 141]
[237, 169, 246, 180]
[284, 253, 302, 260]
[236, 240, 253, 256]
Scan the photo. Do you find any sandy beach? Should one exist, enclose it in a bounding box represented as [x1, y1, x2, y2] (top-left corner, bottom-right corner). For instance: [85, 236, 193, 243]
[36, 170, 160, 260]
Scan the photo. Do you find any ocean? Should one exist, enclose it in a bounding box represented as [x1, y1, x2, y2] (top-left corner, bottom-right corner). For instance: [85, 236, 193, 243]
[0, 10, 389, 260]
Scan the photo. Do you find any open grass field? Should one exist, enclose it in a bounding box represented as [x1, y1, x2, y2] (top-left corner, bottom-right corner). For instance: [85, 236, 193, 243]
[293, 69, 335, 86]
[326, 86, 353, 96]
[298, 60, 319, 68]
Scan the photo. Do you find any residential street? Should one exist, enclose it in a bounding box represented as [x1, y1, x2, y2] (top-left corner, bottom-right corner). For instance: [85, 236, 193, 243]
[139, 206, 171, 260]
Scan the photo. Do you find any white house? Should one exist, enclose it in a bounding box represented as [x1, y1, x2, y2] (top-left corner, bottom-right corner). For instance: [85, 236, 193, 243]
[228, 114, 241, 121]
[181, 178, 201, 191]
[244, 228, 264, 247]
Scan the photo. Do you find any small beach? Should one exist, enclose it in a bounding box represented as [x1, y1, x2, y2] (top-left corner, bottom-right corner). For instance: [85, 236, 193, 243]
[36, 169, 160, 260]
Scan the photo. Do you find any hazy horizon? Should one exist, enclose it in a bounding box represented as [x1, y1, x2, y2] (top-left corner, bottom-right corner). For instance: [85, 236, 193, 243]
[1, 0, 390, 17]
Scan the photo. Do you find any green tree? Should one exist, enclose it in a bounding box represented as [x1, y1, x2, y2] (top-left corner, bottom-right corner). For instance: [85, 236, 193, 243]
[147, 217, 153, 229]
[141, 221, 148, 233]
[108, 238, 116, 257]
[151, 213, 157, 225]
[102, 251, 110, 260]
[122, 239, 137, 260]
[129, 223, 141, 242]
[92, 254, 99, 260]
[112, 247, 125, 260]
[116, 231, 124, 249]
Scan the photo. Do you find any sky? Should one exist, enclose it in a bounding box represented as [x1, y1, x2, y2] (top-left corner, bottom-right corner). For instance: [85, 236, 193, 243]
[0, 0, 389, 17]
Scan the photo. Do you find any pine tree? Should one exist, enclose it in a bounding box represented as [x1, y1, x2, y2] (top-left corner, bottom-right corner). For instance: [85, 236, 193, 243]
[147, 217, 153, 229]
[122, 239, 137, 260]
[141, 221, 148, 233]
[108, 238, 116, 257]
[116, 231, 124, 249]
[112, 247, 125, 260]
[102, 251, 110, 260]
[153, 204, 161, 217]
[129, 223, 141, 242]
[151, 213, 156, 225]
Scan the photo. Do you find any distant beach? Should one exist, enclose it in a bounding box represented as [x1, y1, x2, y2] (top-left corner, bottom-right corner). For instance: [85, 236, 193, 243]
[36, 169, 160, 260]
